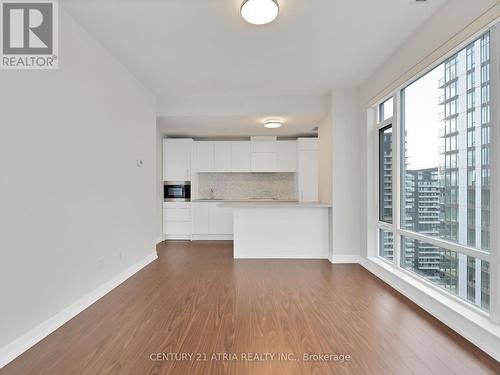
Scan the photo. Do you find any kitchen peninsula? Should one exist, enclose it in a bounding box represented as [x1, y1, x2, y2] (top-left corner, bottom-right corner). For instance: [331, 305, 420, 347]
[222, 201, 331, 259]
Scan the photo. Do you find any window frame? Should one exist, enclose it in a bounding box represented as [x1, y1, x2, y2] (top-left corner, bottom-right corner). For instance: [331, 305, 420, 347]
[371, 22, 499, 321]
[376, 95, 398, 265]
[378, 123, 394, 224]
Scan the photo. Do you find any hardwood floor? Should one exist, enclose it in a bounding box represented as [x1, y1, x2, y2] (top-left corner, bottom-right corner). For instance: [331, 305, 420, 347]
[2, 240, 500, 375]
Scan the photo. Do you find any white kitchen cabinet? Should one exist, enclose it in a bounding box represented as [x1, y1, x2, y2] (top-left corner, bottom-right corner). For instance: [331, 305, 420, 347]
[193, 141, 214, 172]
[276, 140, 297, 172]
[193, 202, 233, 235]
[298, 149, 319, 202]
[163, 138, 193, 181]
[209, 205, 233, 234]
[163, 202, 192, 239]
[252, 153, 276, 172]
[231, 141, 251, 172]
[214, 142, 232, 172]
[298, 137, 319, 151]
[163, 221, 191, 236]
[164, 208, 191, 222]
[193, 202, 210, 234]
[251, 136, 277, 153]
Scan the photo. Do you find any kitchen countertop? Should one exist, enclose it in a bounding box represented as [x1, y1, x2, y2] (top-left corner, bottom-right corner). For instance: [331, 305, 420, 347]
[191, 199, 300, 203]
[219, 201, 332, 208]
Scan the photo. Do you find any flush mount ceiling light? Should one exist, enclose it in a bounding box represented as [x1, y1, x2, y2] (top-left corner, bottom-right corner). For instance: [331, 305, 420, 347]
[241, 0, 279, 25]
[264, 120, 283, 129]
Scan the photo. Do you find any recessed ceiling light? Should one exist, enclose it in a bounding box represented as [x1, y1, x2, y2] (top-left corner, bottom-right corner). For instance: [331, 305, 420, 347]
[241, 0, 279, 25]
[264, 120, 283, 129]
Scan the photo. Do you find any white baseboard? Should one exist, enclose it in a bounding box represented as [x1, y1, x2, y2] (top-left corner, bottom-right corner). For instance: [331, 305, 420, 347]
[234, 255, 329, 259]
[156, 236, 164, 245]
[328, 254, 361, 264]
[192, 234, 233, 241]
[164, 234, 192, 240]
[0, 251, 158, 369]
[359, 257, 500, 362]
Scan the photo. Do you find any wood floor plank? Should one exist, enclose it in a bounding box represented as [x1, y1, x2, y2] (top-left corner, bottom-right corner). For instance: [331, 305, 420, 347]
[1, 240, 499, 375]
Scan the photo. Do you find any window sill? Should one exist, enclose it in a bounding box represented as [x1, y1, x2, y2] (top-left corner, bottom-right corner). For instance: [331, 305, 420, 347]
[360, 256, 500, 361]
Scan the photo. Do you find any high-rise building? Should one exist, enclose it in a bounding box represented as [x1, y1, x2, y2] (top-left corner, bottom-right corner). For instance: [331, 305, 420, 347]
[403, 168, 441, 280]
[380, 128, 394, 260]
[439, 32, 491, 309]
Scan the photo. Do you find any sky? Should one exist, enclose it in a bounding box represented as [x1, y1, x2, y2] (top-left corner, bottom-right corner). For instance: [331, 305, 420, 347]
[403, 63, 445, 170]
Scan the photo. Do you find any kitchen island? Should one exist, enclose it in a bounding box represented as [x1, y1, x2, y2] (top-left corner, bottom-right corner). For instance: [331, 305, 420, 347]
[220, 202, 331, 259]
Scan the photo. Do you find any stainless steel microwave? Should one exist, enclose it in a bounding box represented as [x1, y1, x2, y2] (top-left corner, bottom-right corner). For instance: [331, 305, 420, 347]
[164, 181, 191, 202]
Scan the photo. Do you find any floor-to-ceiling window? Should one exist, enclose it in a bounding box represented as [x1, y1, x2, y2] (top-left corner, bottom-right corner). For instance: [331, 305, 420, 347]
[375, 26, 498, 315]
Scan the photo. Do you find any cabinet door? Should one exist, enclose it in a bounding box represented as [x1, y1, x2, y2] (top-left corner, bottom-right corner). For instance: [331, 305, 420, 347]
[298, 150, 319, 202]
[276, 140, 297, 172]
[252, 153, 276, 172]
[251, 139, 277, 153]
[214, 142, 232, 172]
[192, 203, 210, 234]
[209, 204, 233, 234]
[164, 208, 191, 222]
[193, 142, 214, 172]
[163, 139, 192, 181]
[231, 141, 251, 172]
[297, 137, 318, 151]
[163, 221, 191, 235]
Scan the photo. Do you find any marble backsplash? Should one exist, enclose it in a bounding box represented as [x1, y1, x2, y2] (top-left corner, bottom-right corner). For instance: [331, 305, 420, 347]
[197, 173, 296, 200]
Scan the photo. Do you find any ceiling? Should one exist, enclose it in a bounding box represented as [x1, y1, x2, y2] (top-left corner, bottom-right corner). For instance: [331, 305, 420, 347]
[157, 115, 321, 138]
[62, 0, 447, 136]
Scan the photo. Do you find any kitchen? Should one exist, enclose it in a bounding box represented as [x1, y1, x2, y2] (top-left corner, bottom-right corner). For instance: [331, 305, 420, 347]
[162, 135, 331, 258]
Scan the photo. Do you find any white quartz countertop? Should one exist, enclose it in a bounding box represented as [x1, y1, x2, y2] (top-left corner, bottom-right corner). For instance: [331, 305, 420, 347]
[192, 199, 299, 203]
[219, 201, 332, 208]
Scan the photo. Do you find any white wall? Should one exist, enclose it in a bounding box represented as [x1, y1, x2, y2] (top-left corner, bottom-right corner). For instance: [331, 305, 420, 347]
[318, 112, 333, 204]
[0, 8, 157, 351]
[359, 0, 499, 258]
[329, 90, 362, 259]
[156, 128, 164, 242]
[318, 90, 362, 260]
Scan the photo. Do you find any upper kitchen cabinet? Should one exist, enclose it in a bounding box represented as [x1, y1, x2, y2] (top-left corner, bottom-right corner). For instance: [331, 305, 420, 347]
[252, 153, 276, 172]
[231, 141, 251, 172]
[251, 136, 277, 172]
[214, 142, 232, 172]
[251, 136, 277, 153]
[193, 141, 215, 172]
[297, 137, 319, 151]
[276, 140, 297, 172]
[194, 141, 233, 172]
[163, 138, 193, 181]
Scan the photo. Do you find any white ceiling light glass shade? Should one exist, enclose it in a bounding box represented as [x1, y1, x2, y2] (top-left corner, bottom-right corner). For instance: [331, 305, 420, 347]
[264, 120, 283, 129]
[241, 0, 279, 25]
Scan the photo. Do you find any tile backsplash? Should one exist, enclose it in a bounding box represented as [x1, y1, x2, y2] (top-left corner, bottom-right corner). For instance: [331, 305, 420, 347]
[197, 173, 296, 200]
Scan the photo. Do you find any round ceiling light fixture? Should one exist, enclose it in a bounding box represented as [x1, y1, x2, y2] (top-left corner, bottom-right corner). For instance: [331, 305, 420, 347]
[241, 0, 279, 25]
[264, 120, 283, 129]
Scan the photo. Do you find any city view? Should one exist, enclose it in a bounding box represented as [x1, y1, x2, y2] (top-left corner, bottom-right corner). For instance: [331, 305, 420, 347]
[380, 32, 491, 310]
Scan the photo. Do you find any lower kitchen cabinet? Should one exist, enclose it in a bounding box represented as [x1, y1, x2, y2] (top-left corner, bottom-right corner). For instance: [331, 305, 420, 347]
[163, 202, 192, 239]
[209, 205, 233, 234]
[192, 202, 210, 234]
[192, 202, 233, 236]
